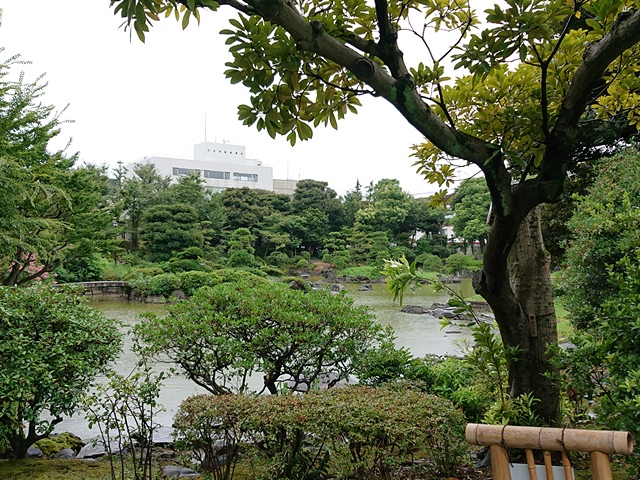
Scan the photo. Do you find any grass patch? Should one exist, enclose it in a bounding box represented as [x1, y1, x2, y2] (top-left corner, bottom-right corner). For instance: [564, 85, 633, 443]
[0, 458, 113, 480]
[554, 300, 573, 341]
[0, 457, 200, 480]
[1, 453, 631, 480]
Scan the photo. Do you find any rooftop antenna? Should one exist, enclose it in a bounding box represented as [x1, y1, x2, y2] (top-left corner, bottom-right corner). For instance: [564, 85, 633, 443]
[204, 114, 207, 142]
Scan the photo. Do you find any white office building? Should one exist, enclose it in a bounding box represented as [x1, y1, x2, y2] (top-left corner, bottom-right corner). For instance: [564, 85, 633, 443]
[146, 141, 274, 192]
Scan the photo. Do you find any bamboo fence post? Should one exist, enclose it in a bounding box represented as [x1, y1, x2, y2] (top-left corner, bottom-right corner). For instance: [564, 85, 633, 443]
[490, 444, 512, 480]
[590, 451, 613, 480]
[543, 450, 554, 480]
[561, 451, 572, 480]
[525, 449, 537, 480]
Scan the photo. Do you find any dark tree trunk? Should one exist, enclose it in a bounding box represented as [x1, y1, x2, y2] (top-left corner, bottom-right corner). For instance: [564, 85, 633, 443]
[6, 416, 55, 459]
[476, 207, 560, 425]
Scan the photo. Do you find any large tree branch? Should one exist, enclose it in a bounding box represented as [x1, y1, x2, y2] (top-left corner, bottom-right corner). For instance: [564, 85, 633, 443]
[373, 0, 408, 78]
[242, 0, 497, 168]
[548, 10, 640, 160]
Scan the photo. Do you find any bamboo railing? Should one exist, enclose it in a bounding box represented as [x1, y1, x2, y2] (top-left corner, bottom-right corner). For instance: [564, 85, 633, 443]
[466, 423, 635, 480]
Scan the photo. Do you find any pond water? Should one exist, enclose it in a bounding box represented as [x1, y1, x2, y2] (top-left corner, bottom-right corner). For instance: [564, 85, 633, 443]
[52, 279, 475, 439]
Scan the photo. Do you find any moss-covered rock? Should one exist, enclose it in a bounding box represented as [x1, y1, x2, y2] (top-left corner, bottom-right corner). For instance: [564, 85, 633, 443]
[34, 433, 84, 457]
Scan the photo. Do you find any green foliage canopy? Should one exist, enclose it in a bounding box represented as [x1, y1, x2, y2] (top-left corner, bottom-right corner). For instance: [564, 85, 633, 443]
[560, 149, 640, 329]
[0, 285, 122, 459]
[140, 203, 204, 262]
[134, 280, 388, 395]
[451, 177, 491, 251]
[0, 52, 113, 286]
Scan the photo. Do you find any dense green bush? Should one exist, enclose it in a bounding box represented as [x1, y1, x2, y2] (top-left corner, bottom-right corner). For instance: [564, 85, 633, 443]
[265, 251, 289, 267]
[322, 385, 467, 478]
[425, 356, 492, 423]
[163, 258, 206, 273]
[560, 149, 640, 329]
[173, 386, 468, 479]
[259, 265, 286, 277]
[236, 266, 268, 278]
[415, 253, 443, 272]
[555, 252, 640, 476]
[123, 267, 164, 282]
[126, 268, 267, 298]
[55, 253, 108, 283]
[444, 254, 481, 274]
[135, 280, 383, 395]
[358, 350, 492, 423]
[227, 250, 258, 268]
[0, 285, 121, 458]
[177, 271, 221, 296]
[148, 273, 180, 297]
[173, 394, 254, 480]
[176, 247, 204, 260]
[322, 250, 352, 270]
[299, 251, 311, 261]
[339, 265, 382, 281]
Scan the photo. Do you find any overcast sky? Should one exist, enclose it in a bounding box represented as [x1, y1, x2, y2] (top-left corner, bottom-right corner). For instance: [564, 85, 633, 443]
[1, 1, 476, 196]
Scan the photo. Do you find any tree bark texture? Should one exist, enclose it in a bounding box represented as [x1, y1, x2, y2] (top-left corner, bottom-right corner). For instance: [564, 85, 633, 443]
[506, 207, 560, 424]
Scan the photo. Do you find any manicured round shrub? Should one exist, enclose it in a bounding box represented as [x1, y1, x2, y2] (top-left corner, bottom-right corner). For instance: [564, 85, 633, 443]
[415, 253, 443, 272]
[173, 386, 468, 479]
[123, 267, 164, 282]
[148, 273, 181, 297]
[265, 251, 289, 267]
[177, 271, 221, 296]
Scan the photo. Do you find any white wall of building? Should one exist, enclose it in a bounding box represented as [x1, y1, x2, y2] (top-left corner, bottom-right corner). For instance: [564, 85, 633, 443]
[144, 141, 274, 192]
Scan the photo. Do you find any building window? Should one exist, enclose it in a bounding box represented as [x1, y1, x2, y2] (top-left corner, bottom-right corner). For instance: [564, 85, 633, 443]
[234, 172, 258, 182]
[173, 167, 200, 176]
[204, 170, 230, 179]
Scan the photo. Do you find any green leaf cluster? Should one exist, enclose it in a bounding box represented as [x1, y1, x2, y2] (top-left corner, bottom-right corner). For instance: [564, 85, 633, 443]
[223, 13, 363, 146]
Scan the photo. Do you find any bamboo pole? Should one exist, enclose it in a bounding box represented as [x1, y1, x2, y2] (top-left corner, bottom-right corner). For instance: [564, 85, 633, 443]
[561, 451, 572, 480]
[490, 444, 512, 480]
[590, 451, 613, 480]
[525, 448, 537, 480]
[543, 450, 554, 480]
[465, 424, 635, 454]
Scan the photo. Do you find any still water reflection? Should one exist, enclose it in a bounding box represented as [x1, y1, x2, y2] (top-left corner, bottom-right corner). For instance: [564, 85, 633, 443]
[54, 279, 474, 438]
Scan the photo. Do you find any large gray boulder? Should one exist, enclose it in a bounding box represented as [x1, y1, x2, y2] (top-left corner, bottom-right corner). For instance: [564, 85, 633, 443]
[54, 448, 76, 459]
[26, 446, 43, 458]
[400, 305, 429, 314]
[77, 439, 124, 459]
